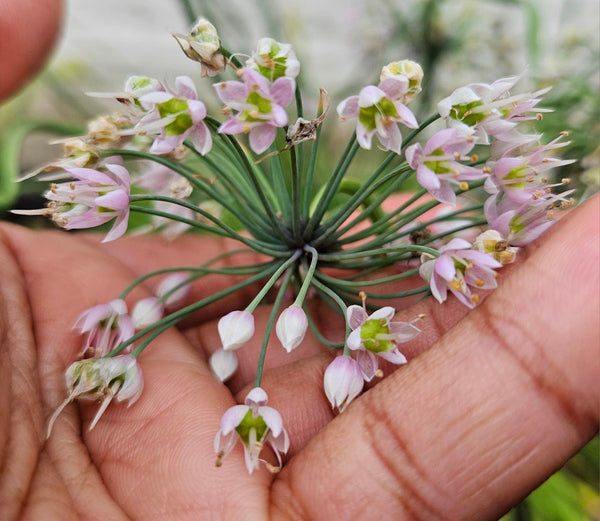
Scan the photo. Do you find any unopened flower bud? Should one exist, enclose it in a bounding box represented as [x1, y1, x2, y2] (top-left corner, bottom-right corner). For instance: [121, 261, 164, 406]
[246, 37, 300, 81]
[156, 273, 191, 309]
[132, 297, 164, 329]
[209, 349, 238, 382]
[275, 305, 308, 353]
[218, 310, 255, 351]
[323, 356, 364, 413]
[380, 60, 424, 103]
[173, 18, 226, 77]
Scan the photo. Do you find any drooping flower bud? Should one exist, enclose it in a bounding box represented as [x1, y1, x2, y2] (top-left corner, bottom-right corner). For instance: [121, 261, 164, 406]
[323, 356, 364, 413]
[132, 297, 164, 329]
[275, 305, 308, 353]
[47, 355, 143, 437]
[172, 18, 226, 77]
[218, 310, 255, 351]
[209, 349, 238, 382]
[156, 273, 191, 309]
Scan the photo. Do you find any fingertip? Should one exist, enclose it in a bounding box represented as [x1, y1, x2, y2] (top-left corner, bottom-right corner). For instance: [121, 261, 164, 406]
[0, 0, 63, 101]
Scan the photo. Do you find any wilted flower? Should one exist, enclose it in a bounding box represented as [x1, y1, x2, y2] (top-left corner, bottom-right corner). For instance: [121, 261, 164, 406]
[246, 37, 300, 81]
[323, 356, 364, 412]
[73, 298, 135, 357]
[172, 18, 226, 77]
[218, 310, 255, 351]
[419, 238, 502, 308]
[346, 305, 419, 381]
[214, 387, 289, 474]
[337, 78, 418, 153]
[214, 67, 295, 154]
[209, 349, 239, 382]
[13, 164, 131, 242]
[275, 305, 308, 353]
[47, 355, 143, 437]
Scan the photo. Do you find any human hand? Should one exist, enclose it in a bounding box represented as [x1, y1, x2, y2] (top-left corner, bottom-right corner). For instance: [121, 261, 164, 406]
[0, 195, 598, 521]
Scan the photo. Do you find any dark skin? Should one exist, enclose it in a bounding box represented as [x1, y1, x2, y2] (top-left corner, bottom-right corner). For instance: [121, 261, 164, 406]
[0, 2, 598, 519]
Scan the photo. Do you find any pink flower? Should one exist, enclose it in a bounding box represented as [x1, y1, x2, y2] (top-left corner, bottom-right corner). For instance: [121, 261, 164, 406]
[214, 67, 295, 154]
[74, 299, 135, 357]
[136, 76, 212, 155]
[438, 75, 550, 143]
[419, 238, 502, 308]
[346, 305, 419, 381]
[484, 191, 574, 247]
[246, 38, 300, 81]
[214, 387, 289, 474]
[337, 77, 418, 153]
[14, 164, 131, 242]
[47, 355, 143, 437]
[406, 128, 487, 205]
[323, 356, 364, 412]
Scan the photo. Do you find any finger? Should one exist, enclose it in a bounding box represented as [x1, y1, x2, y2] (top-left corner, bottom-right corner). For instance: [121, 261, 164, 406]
[1, 224, 272, 520]
[0, 0, 62, 101]
[270, 197, 600, 521]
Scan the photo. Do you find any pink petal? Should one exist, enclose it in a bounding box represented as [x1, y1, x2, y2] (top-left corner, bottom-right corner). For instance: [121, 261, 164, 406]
[249, 125, 276, 154]
[271, 77, 295, 107]
[337, 96, 359, 119]
[189, 122, 213, 155]
[358, 85, 385, 107]
[377, 348, 407, 365]
[356, 350, 379, 382]
[259, 406, 283, 437]
[174, 76, 197, 100]
[214, 80, 247, 105]
[220, 405, 249, 435]
[346, 328, 363, 351]
[347, 305, 368, 330]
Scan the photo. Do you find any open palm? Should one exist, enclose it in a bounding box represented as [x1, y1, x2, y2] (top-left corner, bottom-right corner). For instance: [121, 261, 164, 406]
[1, 197, 598, 521]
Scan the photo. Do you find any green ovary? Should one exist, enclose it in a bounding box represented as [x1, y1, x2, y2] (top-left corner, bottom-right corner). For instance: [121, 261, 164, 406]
[504, 166, 528, 189]
[361, 319, 393, 353]
[509, 216, 525, 234]
[359, 98, 398, 133]
[236, 409, 268, 444]
[450, 100, 489, 126]
[240, 91, 272, 122]
[424, 148, 451, 174]
[157, 98, 193, 136]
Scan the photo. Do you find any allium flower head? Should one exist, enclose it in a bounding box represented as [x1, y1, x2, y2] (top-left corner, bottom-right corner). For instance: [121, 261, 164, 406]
[380, 60, 424, 103]
[14, 164, 131, 242]
[214, 387, 289, 474]
[346, 305, 419, 381]
[323, 356, 364, 413]
[419, 238, 502, 308]
[246, 38, 300, 81]
[74, 298, 135, 357]
[215, 67, 295, 154]
[172, 18, 226, 77]
[47, 355, 143, 437]
[218, 310, 255, 351]
[337, 78, 418, 154]
[136, 76, 212, 155]
[275, 305, 308, 353]
[406, 128, 487, 205]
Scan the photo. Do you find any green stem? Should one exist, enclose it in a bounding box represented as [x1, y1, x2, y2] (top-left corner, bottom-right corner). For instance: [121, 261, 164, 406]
[254, 267, 294, 387]
[290, 146, 302, 244]
[294, 245, 319, 305]
[244, 249, 302, 313]
[113, 263, 282, 357]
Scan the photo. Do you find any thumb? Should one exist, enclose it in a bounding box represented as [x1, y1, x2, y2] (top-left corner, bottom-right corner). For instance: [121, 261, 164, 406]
[270, 196, 600, 521]
[0, 0, 62, 101]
